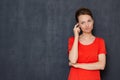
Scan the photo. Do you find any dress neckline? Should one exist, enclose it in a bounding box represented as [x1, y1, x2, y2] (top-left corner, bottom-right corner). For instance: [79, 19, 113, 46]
[78, 37, 97, 46]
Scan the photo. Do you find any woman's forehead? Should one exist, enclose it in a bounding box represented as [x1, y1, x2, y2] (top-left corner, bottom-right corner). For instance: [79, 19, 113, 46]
[78, 15, 92, 21]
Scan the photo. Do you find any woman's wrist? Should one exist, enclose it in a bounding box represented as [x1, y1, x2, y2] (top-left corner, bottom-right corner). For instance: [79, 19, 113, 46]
[74, 36, 79, 39]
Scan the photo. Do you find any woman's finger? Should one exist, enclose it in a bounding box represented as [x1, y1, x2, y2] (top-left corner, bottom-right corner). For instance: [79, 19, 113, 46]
[75, 23, 79, 28]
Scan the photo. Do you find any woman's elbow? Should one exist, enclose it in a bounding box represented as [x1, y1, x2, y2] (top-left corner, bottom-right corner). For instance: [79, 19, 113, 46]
[100, 67, 105, 70]
[69, 56, 77, 63]
[69, 58, 77, 64]
[100, 64, 105, 70]
[69, 55, 78, 63]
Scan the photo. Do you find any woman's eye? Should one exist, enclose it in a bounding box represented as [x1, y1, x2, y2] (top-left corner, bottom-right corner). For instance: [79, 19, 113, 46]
[88, 20, 92, 22]
[81, 22, 85, 24]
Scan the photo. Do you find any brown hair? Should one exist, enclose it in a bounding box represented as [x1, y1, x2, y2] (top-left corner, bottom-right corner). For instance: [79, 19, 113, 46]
[75, 7, 93, 22]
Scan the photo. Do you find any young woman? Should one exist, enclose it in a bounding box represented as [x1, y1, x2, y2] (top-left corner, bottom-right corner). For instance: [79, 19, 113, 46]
[68, 7, 107, 80]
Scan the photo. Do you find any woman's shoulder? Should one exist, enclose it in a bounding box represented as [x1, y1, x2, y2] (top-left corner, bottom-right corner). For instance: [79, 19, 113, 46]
[68, 36, 74, 41]
[95, 37, 105, 42]
[68, 36, 74, 39]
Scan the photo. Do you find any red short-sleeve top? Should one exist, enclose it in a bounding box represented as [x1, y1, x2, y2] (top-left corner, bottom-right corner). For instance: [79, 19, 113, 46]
[68, 36, 106, 63]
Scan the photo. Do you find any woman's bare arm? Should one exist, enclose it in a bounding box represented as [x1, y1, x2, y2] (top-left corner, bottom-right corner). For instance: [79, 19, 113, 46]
[69, 23, 80, 63]
[69, 37, 79, 63]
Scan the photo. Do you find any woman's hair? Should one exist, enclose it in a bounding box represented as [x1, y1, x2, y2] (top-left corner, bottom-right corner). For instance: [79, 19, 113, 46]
[75, 7, 93, 22]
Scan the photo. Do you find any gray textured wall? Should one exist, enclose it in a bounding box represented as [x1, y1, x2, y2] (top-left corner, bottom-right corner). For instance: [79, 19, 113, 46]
[0, 0, 120, 80]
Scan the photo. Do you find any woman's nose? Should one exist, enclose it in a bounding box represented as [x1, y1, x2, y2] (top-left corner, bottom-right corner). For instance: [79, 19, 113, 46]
[86, 23, 89, 27]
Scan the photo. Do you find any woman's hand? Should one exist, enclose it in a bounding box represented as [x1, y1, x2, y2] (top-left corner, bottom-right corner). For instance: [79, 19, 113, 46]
[73, 23, 81, 37]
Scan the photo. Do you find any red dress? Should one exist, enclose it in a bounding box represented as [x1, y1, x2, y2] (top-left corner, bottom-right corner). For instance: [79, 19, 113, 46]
[68, 36, 106, 80]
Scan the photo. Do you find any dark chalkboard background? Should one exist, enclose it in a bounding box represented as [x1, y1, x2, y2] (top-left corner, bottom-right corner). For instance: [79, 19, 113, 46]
[0, 0, 120, 80]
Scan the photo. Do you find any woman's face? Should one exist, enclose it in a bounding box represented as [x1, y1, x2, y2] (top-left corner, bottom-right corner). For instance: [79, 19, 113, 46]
[78, 14, 94, 33]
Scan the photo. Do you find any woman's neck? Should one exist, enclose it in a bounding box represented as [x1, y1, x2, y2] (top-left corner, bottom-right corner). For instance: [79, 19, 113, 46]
[79, 33, 94, 40]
